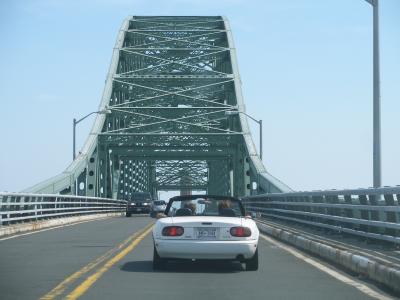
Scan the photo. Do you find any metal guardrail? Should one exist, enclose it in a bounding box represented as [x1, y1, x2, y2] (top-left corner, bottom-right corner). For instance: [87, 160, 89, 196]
[0, 193, 127, 225]
[242, 186, 400, 244]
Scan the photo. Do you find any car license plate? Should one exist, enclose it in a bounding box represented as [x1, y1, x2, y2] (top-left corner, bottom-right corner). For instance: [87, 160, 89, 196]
[137, 208, 142, 211]
[196, 227, 217, 239]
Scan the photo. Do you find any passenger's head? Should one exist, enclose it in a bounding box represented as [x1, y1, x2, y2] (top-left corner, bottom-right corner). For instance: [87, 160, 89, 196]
[218, 200, 231, 210]
[184, 202, 196, 215]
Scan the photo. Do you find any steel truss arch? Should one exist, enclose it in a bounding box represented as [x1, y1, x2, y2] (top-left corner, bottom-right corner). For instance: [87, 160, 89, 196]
[24, 16, 291, 198]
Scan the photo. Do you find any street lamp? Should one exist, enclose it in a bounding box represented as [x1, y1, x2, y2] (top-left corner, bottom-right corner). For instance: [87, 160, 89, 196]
[225, 110, 263, 160]
[364, 0, 381, 188]
[73, 108, 111, 160]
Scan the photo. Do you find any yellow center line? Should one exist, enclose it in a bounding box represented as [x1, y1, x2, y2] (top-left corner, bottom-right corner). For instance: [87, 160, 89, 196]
[40, 222, 154, 300]
[65, 225, 154, 300]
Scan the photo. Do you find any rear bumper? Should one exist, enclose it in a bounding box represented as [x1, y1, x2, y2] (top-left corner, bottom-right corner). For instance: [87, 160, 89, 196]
[154, 239, 258, 260]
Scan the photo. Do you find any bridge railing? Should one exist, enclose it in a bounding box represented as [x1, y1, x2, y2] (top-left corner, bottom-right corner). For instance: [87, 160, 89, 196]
[242, 186, 400, 244]
[0, 193, 127, 225]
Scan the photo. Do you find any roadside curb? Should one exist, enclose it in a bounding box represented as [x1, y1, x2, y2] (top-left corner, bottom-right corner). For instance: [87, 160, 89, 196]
[0, 212, 125, 238]
[257, 220, 400, 294]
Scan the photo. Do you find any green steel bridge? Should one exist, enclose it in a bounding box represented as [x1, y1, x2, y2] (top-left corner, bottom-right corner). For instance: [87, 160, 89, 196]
[3, 14, 399, 300]
[24, 16, 290, 199]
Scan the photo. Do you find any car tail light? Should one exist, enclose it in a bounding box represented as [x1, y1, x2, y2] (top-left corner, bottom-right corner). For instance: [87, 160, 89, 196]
[230, 226, 251, 237]
[162, 226, 184, 236]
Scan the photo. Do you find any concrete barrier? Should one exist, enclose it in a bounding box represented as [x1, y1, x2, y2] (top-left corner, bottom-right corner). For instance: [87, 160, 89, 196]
[257, 221, 400, 294]
[0, 212, 126, 237]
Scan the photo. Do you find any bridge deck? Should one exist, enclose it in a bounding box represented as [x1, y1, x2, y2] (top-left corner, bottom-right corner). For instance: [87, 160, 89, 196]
[0, 217, 390, 300]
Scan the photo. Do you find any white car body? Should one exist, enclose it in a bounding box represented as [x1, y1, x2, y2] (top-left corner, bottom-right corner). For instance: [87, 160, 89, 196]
[153, 215, 259, 260]
[151, 201, 167, 213]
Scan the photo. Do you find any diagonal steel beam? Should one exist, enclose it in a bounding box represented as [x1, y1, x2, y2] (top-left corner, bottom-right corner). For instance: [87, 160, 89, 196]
[130, 19, 224, 31]
[105, 108, 240, 134]
[112, 79, 235, 108]
[125, 30, 227, 50]
[118, 48, 229, 76]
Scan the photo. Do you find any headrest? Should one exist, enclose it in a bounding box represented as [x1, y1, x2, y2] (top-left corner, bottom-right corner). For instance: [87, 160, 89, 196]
[175, 208, 193, 216]
[220, 208, 236, 217]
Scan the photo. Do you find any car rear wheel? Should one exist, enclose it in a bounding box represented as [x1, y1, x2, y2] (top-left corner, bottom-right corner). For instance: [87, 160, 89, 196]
[245, 248, 258, 271]
[126, 212, 131, 217]
[153, 245, 165, 270]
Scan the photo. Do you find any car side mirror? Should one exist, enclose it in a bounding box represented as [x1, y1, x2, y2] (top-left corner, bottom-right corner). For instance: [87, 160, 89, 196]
[245, 212, 257, 219]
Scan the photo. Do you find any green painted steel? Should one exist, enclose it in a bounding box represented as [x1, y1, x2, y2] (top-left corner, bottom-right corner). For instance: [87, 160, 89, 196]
[24, 16, 291, 198]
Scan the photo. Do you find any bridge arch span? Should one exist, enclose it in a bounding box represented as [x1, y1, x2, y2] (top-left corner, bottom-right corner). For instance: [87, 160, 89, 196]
[25, 16, 291, 198]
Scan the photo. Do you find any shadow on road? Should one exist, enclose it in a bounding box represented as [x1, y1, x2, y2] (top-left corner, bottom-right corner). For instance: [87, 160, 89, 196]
[120, 260, 244, 273]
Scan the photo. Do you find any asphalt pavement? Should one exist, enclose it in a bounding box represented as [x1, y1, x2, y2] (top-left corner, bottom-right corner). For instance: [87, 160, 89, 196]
[0, 216, 393, 300]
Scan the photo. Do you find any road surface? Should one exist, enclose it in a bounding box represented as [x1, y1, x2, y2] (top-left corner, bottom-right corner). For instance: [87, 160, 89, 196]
[0, 216, 392, 300]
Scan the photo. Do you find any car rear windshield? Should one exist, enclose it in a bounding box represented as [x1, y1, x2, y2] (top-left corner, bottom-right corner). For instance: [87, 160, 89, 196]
[129, 193, 151, 202]
[165, 196, 244, 217]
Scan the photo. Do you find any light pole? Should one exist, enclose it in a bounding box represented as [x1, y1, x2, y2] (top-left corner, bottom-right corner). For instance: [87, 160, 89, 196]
[225, 110, 263, 160]
[364, 0, 381, 188]
[73, 108, 111, 160]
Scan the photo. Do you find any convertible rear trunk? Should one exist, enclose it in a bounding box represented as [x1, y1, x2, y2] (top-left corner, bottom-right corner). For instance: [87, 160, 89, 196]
[170, 216, 243, 227]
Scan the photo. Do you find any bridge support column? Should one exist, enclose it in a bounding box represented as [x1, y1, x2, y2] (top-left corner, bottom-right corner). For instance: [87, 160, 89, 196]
[243, 157, 251, 197]
[208, 160, 230, 196]
[86, 151, 97, 197]
[76, 169, 87, 196]
[97, 145, 108, 198]
[149, 161, 156, 199]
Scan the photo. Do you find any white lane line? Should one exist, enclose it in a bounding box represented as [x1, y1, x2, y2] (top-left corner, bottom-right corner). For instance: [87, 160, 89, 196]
[260, 234, 394, 300]
[0, 217, 110, 242]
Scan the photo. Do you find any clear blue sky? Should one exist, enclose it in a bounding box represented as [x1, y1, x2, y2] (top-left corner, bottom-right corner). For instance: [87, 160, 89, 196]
[1, 0, 399, 192]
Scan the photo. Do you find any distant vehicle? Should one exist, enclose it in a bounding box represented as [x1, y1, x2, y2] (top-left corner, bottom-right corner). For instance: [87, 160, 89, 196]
[126, 192, 152, 217]
[152, 195, 259, 271]
[150, 200, 167, 217]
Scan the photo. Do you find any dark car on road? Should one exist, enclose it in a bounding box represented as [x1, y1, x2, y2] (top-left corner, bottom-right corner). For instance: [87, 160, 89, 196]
[126, 192, 152, 217]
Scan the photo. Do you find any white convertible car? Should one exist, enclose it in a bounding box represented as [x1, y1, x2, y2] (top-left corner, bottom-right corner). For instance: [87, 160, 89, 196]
[152, 195, 259, 271]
